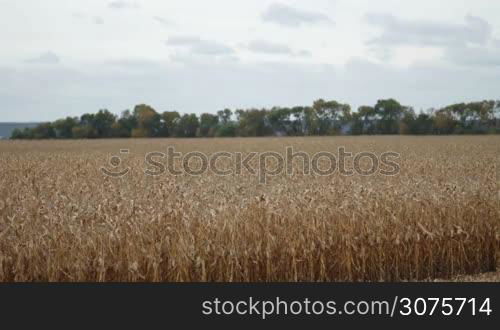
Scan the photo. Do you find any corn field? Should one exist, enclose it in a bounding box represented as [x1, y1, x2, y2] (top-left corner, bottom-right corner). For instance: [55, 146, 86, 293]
[0, 136, 498, 281]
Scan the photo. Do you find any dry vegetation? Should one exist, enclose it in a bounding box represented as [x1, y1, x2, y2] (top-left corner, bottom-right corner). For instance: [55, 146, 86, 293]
[0, 136, 498, 282]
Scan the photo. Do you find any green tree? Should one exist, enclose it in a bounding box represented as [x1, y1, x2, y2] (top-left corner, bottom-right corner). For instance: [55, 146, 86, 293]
[175, 114, 199, 137]
[79, 113, 98, 138]
[374, 99, 405, 134]
[133, 104, 161, 137]
[288, 106, 307, 136]
[199, 113, 219, 137]
[214, 109, 237, 137]
[302, 107, 318, 136]
[267, 107, 292, 136]
[72, 125, 96, 139]
[313, 99, 351, 135]
[160, 111, 181, 137]
[399, 108, 416, 135]
[215, 122, 237, 137]
[433, 109, 456, 134]
[217, 109, 232, 124]
[236, 109, 271, 136]
[93, 109, 117, 137]
[351, 106, 377, 135]
[412, 112, 434, 134]
[111, 110, 135, 137]
[11, 128, 31, 139]
[53, 117, 79, 139]
[31, 123, 56, 139]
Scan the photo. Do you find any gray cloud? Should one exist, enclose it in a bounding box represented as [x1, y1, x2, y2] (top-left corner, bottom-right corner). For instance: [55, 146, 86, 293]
[5, 57, 499, 121]
[25, 52, 60, 64]
[153, 16, 173, 27]
[247, 40, 292, 54]
[108, 1, 139, 10]
[166, 36, 202, 46]
[191, 42, 234, 55]
[262, 3, 333, 27]
[445, 46, 500, 67]
[169, 52, 239, 65]
[93, 17, 104, 25]
[365, 14, 493, 47]
[166, 36, 234, 56]
[246, 40, 313, 58]
[296, 50, 312, 57]
[364, 13, 500, 67]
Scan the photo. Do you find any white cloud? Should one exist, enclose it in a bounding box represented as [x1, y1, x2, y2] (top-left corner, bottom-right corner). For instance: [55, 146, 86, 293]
[153, 16, 173, 27]
[364, 13, 500, 67]
[262, 3, 333, 27]
[191, 42, 233, 55]
[246, 40, 313, 58]
[247, 40, 292, 54]
[1, 0, 500, 121]
[108, 1, 139, 10]
[166, 36, 234, 56]
[365, 14, 492, 47]
[445, 46, 500, 67]
[72, 12, 104, 25]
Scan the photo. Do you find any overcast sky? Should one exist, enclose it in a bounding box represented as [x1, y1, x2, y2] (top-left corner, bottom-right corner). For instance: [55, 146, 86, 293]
[1, 0, 500, 121]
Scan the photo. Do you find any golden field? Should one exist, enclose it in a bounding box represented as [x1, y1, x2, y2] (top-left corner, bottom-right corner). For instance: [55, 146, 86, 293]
[0, 136, 498, 282]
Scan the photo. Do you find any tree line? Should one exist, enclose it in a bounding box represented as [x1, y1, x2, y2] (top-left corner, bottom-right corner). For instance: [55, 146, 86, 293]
[11, 99, 500, 139]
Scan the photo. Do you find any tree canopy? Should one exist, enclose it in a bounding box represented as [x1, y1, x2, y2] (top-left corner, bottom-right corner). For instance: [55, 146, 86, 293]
[10, 99, 500, 139]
